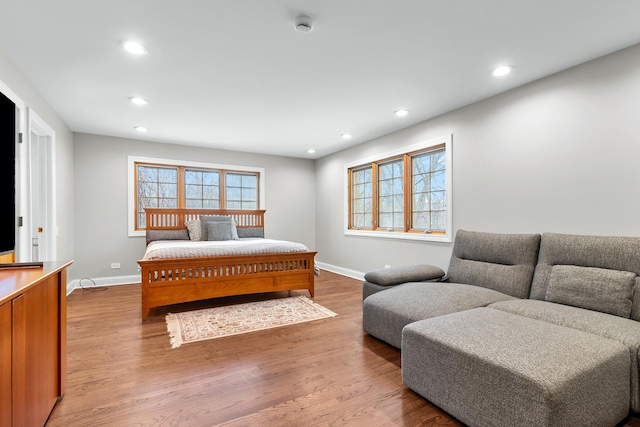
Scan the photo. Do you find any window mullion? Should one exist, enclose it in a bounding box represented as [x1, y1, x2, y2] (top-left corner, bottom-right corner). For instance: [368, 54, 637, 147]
[177, 166, 185, 208]
[348, 169, 354, 229]
[220, 170, 226, 209]
[372, 163, 378, 230]
[404, 154, 411, 232]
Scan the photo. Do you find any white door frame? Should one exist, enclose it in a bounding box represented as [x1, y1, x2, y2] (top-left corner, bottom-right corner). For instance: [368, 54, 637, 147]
[28, 108, 56, 261]
[0, 78, 27, 261]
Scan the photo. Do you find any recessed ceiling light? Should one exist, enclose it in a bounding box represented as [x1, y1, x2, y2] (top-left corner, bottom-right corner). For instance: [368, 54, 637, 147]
[307, 149, 316, 154]
[394, 109, 409, 117]
[492, 65, 512, 77]
[341, 133, 353, 139]
[134, 126, 148, 132]
[130, 97, 148, 105]
[122, 41, 148, 55]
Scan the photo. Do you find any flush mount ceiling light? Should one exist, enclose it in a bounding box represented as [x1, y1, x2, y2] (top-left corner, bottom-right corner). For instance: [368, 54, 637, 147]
[129, 97, 148, 105]
[295, 15, 313, 33]
[122, 41, 148, 55]
[307, 149, 316, 154]
[341, 133, 353, 139]
[492, 65, 512, 77]
[134, 126, 148, 132]
[394, 109, 409, 117]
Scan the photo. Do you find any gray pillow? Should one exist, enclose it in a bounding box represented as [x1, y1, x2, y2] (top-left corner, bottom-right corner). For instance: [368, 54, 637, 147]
[545, 264, 635, 318]
[199, 215, 239, 241]
[237, 227, 264, 238]
[146, 229, 190, 245]
[364, 264, 445, 286]
[207, 221, 233, 241]
[185, 219, 201, 241]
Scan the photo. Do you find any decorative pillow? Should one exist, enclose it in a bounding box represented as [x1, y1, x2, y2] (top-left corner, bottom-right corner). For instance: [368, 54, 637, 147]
[145, 229, 190, 245]
[237, 227, 264, 239]
[207, 221, 233, 241]
[199, 215, 239, 241]
[185, 219, 202, 241]
[545, 264, 635, 318]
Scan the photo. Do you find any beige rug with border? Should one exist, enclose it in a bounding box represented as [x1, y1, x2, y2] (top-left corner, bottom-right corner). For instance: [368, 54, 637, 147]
[166, 295, 337, 348]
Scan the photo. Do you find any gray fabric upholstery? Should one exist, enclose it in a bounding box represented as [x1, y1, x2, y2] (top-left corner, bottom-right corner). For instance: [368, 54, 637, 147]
[362, 282, 516, 348]
[362, 281, 387, 300]
[145, 229, 189, 245]
[530, 233, 640, 300]
[207, 221, 233, 241]
[199, 215, 239, 241]
[488, 299, 640, 412]
[364, 264, 445, 286]
[447, 230, 541, 298]
[402, 308, 630, 427]
[236, 227, 264, 238]
[634, 278, 640, 322]
[545, 265, 635, 318]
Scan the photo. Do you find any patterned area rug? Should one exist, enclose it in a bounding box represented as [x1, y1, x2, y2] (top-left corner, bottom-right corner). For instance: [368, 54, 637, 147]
[166, 296, 337, 348]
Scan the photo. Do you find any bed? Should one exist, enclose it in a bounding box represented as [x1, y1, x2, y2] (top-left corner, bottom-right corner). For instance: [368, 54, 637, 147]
[137, 208, 317, 319]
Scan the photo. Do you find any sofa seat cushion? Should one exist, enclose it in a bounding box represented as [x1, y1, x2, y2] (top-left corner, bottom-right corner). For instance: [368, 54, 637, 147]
[402, 308, 630, 427]
[362, 282, 516, 348]
[489, 299, 640, 412]
[364, 264, 445, 287]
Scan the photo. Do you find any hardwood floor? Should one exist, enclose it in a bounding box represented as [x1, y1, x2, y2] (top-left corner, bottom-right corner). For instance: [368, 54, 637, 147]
[47, 271, 640, 427]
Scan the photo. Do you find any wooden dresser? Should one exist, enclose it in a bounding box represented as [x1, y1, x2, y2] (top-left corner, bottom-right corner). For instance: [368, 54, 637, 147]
[0, 260, 72, 427]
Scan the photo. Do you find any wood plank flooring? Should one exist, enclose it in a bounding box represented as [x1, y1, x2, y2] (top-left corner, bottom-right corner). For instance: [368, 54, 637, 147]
[47, 271, 640, 427]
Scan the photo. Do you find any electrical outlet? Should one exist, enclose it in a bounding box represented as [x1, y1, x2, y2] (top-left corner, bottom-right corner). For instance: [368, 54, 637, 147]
[384, 264, 391, 269]
[110, 263, 121, 269]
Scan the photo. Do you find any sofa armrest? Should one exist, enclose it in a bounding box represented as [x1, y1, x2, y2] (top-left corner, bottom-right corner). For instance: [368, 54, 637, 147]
[364, 264, 445, 287]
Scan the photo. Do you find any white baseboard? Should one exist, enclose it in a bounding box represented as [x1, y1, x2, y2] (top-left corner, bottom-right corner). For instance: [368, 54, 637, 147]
[67, 274, 139, 295]
[66, 265, 364, 296]
[316, 261, 365, 281]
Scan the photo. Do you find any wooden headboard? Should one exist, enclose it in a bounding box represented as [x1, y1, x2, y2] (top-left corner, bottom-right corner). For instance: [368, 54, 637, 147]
[145, 208, 265, 230]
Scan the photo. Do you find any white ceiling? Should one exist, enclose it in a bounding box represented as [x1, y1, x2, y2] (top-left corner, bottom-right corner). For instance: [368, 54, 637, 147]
[1, 1, 639, 159]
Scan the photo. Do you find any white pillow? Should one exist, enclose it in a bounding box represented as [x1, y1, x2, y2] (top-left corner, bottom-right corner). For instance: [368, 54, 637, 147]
[185, 219, 202, 241]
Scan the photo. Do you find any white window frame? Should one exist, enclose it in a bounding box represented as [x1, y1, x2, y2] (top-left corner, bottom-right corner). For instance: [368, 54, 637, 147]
[128, 156, 266, 237]
[344, 134, 453, 243]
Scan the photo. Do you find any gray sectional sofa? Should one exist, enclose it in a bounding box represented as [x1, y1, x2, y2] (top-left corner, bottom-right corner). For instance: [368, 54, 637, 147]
[362, 230, 640, 427]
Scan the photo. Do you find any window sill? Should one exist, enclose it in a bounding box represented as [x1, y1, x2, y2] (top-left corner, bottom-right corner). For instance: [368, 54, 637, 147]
[344, 229, 452, 243]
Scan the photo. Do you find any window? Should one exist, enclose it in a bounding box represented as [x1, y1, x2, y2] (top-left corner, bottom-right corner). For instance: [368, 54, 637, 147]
[378, 159, 404, 230]
[128, 156, 265, 235]
[345, 134, 452, 242]
[225, 172, 258, 209]
[185, 169, 220, 209]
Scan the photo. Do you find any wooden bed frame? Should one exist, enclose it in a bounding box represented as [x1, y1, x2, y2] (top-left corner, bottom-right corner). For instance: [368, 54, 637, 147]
[137, 208, 317, 320]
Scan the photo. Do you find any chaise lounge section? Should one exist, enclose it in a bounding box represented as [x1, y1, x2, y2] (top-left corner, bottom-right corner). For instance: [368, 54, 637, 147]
[363, 230, 541, 349]
[363, 230, 640, 427]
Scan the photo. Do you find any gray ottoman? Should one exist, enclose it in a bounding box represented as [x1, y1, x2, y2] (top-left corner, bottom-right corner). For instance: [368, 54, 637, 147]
[402, 308, 630, 427]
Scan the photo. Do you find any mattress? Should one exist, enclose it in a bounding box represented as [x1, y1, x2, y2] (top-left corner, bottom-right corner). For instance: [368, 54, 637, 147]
[142, 238, 319, 275]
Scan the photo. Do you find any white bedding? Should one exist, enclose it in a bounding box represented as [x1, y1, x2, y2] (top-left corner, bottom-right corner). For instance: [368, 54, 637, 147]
[142, 238, 319, 275]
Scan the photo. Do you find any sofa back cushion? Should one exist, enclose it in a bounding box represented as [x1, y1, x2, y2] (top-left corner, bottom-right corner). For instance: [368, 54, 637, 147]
[531, 233, 640, 321]
[545, 265, 635, 318]
[446, 230, 541, 299]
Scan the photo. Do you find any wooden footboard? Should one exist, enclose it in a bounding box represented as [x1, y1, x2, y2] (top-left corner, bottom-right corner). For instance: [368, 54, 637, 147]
[138, 251, 317, 320]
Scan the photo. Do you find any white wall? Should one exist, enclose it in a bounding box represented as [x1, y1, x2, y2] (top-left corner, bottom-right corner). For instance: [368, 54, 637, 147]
[0, 47, 75, 271]
[73, 133, 316, 281]
[315, 43, 640, 276]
